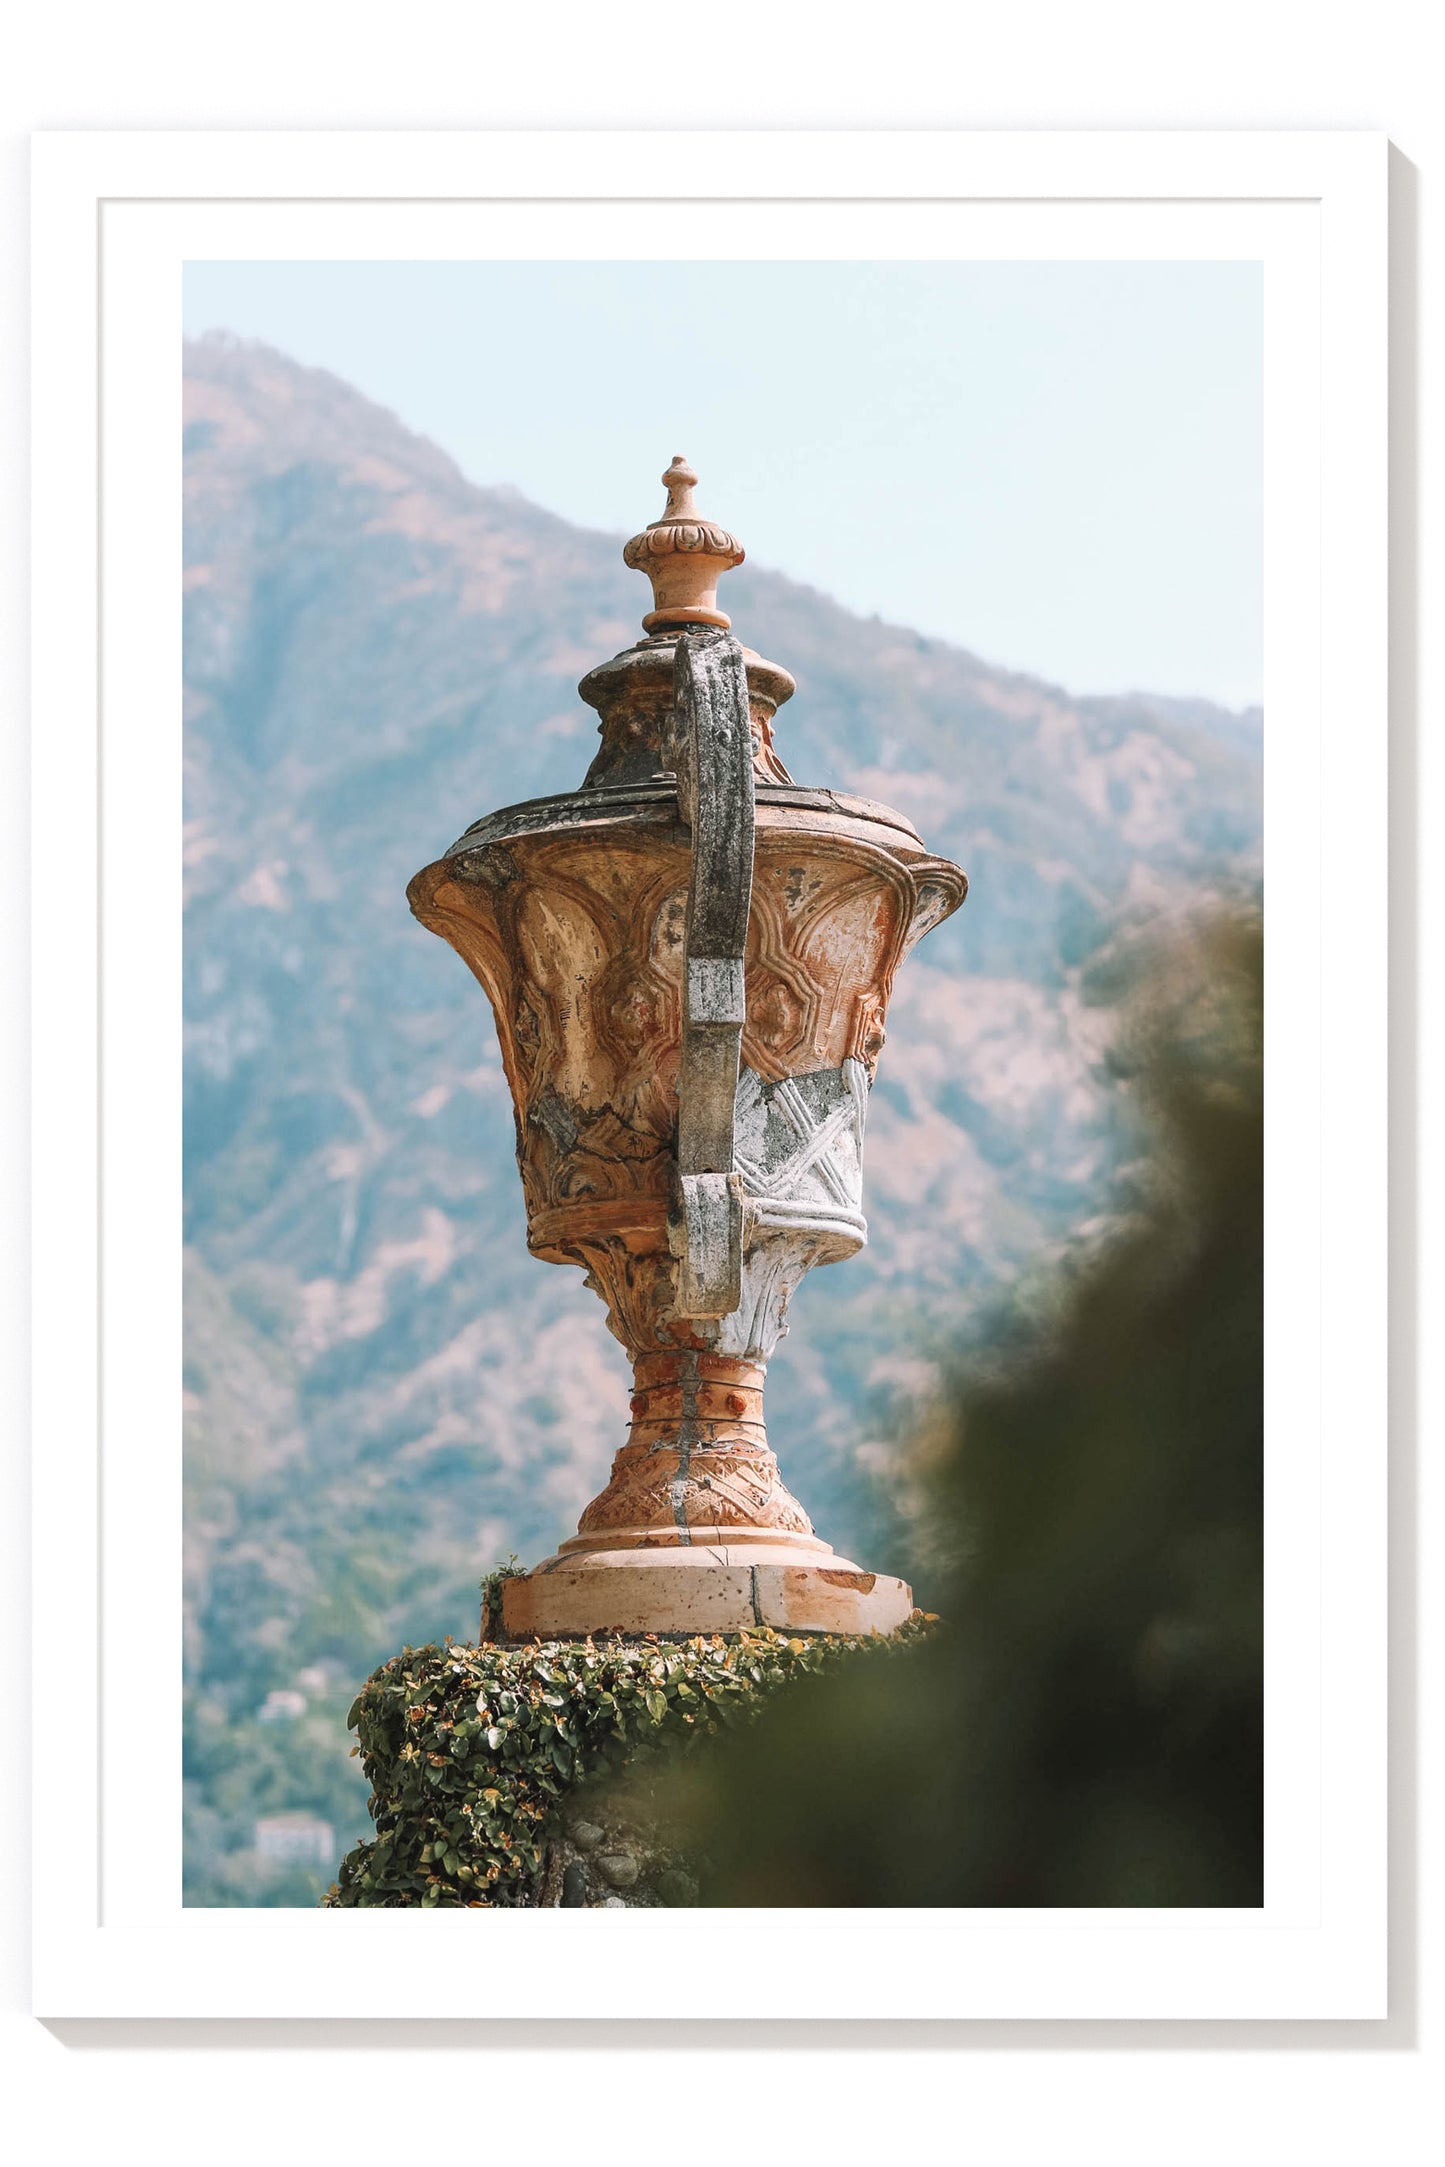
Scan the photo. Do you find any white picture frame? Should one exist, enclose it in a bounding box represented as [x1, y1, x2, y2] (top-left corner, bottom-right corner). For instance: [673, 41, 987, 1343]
[30, 128, 1388, 2020]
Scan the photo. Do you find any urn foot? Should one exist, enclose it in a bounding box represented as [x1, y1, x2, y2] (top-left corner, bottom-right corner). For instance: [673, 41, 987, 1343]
[500, 1345, 914, 1639]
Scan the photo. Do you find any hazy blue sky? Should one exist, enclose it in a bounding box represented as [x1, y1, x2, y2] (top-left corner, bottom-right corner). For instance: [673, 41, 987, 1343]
[184, 260, 1262, 708]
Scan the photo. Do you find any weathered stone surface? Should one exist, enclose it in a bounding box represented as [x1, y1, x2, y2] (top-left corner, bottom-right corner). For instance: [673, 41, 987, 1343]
[578, 633, 795, 789]
[596, 1853, 640, 1889]
[668, 630, 755, 1319]
[501, 1554, 914, 1642]
[657, 1868, 699, 1908]
[408, 797, 963, 1336]
[408, 461, 966, 1641]
[533, 1729, 714, 1911]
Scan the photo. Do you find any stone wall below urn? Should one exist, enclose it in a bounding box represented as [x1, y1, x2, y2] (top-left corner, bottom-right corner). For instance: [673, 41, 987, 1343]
[537, 1755, 703, 1910]
[325, 1625, 930, 1909]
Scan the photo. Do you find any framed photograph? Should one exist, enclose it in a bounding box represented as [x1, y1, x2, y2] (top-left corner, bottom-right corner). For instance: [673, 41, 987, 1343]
[31, 129, 1387, 2018]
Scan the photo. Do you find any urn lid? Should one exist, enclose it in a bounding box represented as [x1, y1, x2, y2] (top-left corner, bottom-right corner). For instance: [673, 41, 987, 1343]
[422, 452, 967, 930]
[581, 457, 793, 788]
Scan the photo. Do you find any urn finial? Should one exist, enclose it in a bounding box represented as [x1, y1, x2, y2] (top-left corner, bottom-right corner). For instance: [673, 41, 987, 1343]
[622, 455, 745, 633]
[660, 454, 700, 519]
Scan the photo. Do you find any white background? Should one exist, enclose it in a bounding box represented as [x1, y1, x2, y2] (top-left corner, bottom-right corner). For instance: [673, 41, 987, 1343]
[2, 3, 1437, 2161]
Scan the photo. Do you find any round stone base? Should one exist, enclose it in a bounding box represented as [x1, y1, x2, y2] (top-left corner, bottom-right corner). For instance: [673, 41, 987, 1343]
[499, 1549, 914, 1641]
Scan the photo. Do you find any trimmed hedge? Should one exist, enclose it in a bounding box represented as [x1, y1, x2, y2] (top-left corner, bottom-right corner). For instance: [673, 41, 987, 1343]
[326, 1623, 928, 1908]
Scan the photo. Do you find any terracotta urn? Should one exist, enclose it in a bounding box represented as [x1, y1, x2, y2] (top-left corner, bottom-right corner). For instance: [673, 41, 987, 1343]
[408, 458, 967, 1638]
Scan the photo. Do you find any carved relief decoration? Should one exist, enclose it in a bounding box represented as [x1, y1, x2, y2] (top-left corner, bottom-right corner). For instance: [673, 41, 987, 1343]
[573, 1439, 819, 1548]
[579, 635, 796, 789]
[411, 821, 961, 1263]
[621, 518, 743, 572]
[408, 792, 966, 1546]
[568, 1349, 822, 1553]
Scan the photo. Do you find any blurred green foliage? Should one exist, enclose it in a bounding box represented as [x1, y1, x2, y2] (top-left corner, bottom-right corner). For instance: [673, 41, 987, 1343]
[661, 910, 1264, 1906]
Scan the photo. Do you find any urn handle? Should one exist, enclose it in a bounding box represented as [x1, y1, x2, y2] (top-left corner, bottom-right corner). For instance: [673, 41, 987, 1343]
[667, 628, 755, 1318]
